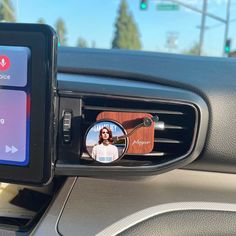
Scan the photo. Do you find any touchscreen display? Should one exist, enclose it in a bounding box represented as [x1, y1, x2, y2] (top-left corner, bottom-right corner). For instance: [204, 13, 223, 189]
[0, 46, 30, 166]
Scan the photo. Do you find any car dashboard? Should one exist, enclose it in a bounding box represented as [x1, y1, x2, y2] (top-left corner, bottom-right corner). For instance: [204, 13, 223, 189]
[1, 47, 236, 235]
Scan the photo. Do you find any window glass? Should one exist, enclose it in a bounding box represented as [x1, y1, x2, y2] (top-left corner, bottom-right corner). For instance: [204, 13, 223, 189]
[1, 0, 235, 57]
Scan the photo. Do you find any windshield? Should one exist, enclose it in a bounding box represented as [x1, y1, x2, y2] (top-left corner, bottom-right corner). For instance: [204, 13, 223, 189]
[0, 0, 235, 57]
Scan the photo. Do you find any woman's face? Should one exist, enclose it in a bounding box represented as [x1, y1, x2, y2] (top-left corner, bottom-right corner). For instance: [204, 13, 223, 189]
[101, 128, 109, 140]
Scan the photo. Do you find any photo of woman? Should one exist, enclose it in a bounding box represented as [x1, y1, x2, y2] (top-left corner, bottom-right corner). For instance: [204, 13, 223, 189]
[85, 121, 127, 163]
[91, 127, 119, 163]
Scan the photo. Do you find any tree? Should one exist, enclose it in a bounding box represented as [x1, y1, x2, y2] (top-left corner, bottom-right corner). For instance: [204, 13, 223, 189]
[0, 0, 15, 22]
[183, 42, 201, 55]
[37, 17, 46, 24]
[55, 18, 67, 46]
[77, 37, 88, 48]
[112, 0, 141, 50]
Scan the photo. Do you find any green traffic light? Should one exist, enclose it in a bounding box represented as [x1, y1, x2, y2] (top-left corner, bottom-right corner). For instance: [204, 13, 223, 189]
[225, 46, 230, 53]
[225, 39, 231, 54]
[141, 2, 147, 10]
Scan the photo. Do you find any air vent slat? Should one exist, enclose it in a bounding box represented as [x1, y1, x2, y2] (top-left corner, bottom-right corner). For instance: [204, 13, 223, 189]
[154, 138, 183, 144]
[83, 105, 184, 115]
[82, 152, 168, 159]
[127, 152, 166, 157]
[165, 125, 187, 130]
[81, 95, 197, 166]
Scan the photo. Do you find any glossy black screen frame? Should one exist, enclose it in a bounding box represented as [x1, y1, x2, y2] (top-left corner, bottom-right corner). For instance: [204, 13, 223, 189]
[0, 23, 57, 185]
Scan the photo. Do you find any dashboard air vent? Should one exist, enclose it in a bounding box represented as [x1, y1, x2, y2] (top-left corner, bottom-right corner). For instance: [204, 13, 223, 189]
[80, 96, 198, 167]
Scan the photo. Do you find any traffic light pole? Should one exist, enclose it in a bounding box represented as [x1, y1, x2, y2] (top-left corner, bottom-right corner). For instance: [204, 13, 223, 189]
[169, 0, 226, 23]
[199, 0, 207, 56]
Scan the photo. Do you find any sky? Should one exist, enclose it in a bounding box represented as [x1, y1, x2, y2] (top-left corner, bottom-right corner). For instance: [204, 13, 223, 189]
[10, 0, 236, 57]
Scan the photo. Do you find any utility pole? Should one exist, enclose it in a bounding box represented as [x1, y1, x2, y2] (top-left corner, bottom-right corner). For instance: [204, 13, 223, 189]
[199, 0, 207, 56]
[166, 32, 179, 52]
[169, 0, 231, 57]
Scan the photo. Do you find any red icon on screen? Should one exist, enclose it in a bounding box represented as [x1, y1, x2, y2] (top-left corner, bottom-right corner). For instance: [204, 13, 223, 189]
[0, 55, 10, 71]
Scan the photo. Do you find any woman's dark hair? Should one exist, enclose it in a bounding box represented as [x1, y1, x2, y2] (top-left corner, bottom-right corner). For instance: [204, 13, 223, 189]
[99, 127, 113, 144]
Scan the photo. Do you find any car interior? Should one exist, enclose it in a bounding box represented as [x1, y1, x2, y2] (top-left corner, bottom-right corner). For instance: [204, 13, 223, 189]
[1, 1, 236, 235]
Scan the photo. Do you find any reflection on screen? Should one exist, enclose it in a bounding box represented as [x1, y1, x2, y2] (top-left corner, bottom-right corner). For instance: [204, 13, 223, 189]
[0, 46, 30, 166]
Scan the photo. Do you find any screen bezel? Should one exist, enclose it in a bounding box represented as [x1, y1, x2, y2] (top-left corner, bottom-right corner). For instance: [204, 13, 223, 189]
[0, 23, 57, 185]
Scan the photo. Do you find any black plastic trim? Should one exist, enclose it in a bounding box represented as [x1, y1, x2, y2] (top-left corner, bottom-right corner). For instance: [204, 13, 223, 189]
[0, 23, 57, 185]
[55, 73, 208, 177]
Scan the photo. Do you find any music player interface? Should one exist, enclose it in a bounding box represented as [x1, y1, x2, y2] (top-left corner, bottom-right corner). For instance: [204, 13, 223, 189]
[0, 46, 30, 166]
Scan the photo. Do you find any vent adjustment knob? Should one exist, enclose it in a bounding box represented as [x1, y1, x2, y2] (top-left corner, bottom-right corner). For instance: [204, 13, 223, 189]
[63, 111, 72, 144]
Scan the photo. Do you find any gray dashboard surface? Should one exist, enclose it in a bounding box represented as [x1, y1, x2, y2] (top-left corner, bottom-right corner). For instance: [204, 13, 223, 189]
[119, 210, 236, 236]
[57, 47, 236, 174]
[55, 169, 236, 236]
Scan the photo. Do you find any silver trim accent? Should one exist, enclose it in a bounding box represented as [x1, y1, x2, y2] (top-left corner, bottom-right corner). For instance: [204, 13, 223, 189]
[96, 202, 236, 236]
[127, 152, 166, 156]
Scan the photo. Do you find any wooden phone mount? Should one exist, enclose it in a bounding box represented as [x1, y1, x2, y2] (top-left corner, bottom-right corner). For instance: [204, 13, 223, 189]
[96, 112, 156, 154]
